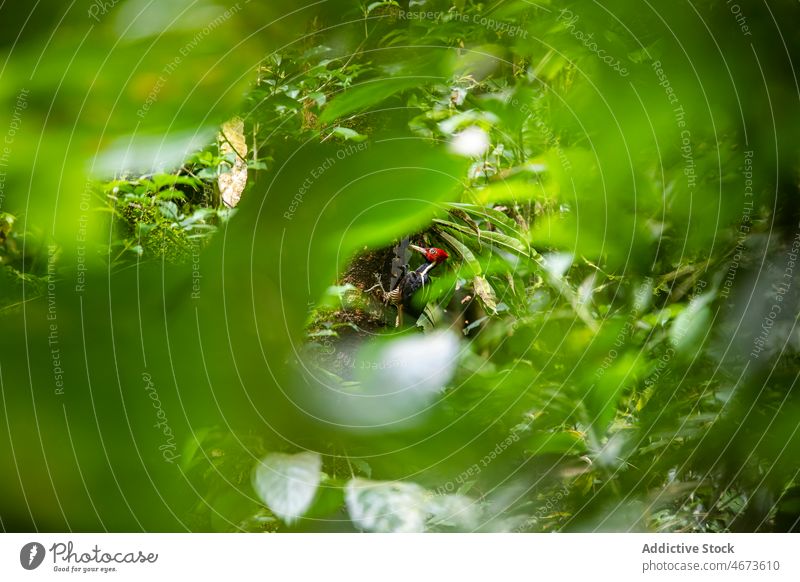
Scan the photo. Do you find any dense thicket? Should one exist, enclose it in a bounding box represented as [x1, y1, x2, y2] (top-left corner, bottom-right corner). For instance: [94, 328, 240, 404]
[1, 0, 799, 532]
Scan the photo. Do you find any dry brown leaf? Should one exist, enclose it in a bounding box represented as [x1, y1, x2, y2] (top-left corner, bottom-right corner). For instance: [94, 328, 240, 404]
[218, 117, 248, 208]
[473, 275, 498, 314]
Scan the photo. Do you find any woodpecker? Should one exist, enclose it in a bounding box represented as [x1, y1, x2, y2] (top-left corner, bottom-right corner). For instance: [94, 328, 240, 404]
[370, 243, 449, 327]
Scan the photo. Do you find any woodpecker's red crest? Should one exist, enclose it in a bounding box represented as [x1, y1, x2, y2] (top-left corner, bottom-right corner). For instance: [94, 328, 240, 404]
[425, 247, 449, 263]
[409, 243, 448, 264]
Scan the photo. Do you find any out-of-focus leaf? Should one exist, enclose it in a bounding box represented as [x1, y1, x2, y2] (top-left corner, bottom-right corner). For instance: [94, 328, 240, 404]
[253, 452, 322, 524]
[587, 354, 639, 439]
[426, 494, 480, 530]
[95, 131, 218, 176]
[320, 77, 423, 123]
[345, 478, 427, 533]
[543, 253, 573, 279]
[305, 332, 461, 429]
[473, 179, 540, 205]
[151, 174, 203, 191]
[329, 127, 368, 142]
[669, 292, 715, 353]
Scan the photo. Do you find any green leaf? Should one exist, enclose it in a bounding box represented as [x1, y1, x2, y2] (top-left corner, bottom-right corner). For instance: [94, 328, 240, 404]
[351, 459, 372, 478]
[307, 91, 327, 107]
[451, 203, 526, 238]
[297, 142, 467, 257]
[433, 218, 479, 237]
[367, 1, 400, 14]
[473, 179, 540, 205]
[478, 229, 530, 256]
[151, 174, 202, 191]
[320, 77, 422, 123]
[253, 452, 322, 524]
[155, 188, 186, 202]
[434, 219, 529, 257]
[247, 160, 269, 170]
[265, 93, 301, 111]
[438, 231, 481, 276]
[329, 126, 368, 142]
[157, 200, 180, 220]
[588, 354, 639, 438]
[669, 292, 715, 352]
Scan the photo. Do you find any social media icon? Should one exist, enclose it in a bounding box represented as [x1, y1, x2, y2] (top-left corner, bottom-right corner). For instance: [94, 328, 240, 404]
[20, 542, 46, 570]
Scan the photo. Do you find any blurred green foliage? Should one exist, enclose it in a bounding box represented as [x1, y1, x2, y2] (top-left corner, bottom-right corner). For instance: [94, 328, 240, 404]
[1, 0, 800, 533]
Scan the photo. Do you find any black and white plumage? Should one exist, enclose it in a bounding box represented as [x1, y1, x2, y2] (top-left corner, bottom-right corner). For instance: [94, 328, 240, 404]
[373, 242, 449, 327]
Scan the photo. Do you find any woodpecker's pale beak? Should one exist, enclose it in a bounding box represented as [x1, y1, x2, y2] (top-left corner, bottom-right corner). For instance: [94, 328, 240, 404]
[409, 244, 427, 255]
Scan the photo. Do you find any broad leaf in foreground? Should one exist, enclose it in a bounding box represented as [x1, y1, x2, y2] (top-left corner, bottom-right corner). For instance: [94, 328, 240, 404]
[253, 452, 322, 524]
[345, 479, 428, 533]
